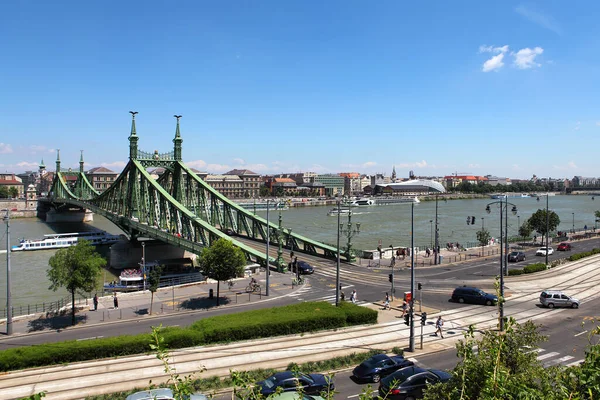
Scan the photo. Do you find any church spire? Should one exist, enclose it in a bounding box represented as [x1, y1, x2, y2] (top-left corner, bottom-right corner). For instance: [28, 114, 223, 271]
[79, 150, 85, 173]
[55, 149, 61, 172]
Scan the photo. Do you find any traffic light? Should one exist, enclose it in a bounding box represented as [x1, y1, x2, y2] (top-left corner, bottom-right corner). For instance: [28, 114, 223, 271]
[420, 312, 427, 325]
[418, 282, 422, 290]
[404, 313, 410, 326]
[388, 274, 393, 283]
[471, 216, 476, 225]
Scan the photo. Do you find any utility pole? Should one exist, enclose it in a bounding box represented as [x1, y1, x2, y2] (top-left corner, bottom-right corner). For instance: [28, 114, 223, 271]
[434, 195, 440, 265]
[265, 199, 270, 296]
[4, 210, 13, 335]
[336, 200, 341, 306]
[409, 201, 415, 351]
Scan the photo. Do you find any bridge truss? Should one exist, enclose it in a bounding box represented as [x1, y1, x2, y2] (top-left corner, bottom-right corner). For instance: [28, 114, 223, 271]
[47, 114, 341, 267]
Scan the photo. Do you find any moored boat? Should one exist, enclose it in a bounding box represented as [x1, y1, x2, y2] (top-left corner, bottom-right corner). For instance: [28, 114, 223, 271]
[11, 231, 122, 252]
[328, 207, 352, 216]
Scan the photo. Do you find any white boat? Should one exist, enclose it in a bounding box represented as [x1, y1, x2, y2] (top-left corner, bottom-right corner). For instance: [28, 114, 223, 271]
[11, 231, 122, 252]
[372, 196, 420, 205]
[328, 207, 353, 216]
[349, 198, 375, 207]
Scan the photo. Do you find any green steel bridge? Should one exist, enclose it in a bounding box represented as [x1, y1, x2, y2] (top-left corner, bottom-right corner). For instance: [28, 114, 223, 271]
[46, 113, 341, 270]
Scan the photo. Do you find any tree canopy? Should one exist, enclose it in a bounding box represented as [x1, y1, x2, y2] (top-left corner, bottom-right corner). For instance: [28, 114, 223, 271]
[518, 222, 534, 239]
[147, 265, 163, 315]
[200, 238, 246, 305]
[47, 240, 106, 325]
[527, 209, 560, 240]
[476, 229, 491, 247]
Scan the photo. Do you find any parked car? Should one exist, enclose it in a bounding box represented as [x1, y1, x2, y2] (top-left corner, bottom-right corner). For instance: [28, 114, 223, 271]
[269, 393, 326, 400]
[535, 247, 554, 256]
[557, 242, 572, 251]
[507, 251, 526, 262]
[451, 286, 497, 306]
[539, 290, 580, 309]
[256, 371, 334, 396]
[293, 260, 314, 275]
[352, 353, 415, 383]
[378, 366, 453, 399]
[126, 389, 207, 400]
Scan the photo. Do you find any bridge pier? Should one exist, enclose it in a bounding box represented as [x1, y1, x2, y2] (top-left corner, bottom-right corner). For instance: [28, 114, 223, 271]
[37, 199, 92, 222]
[108, 239, 197, 269]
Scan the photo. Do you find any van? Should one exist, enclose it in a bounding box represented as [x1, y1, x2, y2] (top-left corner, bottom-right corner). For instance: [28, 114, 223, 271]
[539, 290, 579, 309]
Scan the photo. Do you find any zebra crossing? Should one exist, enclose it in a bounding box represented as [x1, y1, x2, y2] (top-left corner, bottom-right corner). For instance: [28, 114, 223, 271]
[470, 345, 584, 368]
[287, 281, 371, 306]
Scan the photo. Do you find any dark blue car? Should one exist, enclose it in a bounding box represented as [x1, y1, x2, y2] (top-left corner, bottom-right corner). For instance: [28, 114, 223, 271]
[379, 366, 452, 399]
[352, 354, 414, 383]
[257, 371, 334, 396]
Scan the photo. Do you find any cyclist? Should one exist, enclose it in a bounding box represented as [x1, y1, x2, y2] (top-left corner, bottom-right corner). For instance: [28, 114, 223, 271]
[250, 277, 258, 289]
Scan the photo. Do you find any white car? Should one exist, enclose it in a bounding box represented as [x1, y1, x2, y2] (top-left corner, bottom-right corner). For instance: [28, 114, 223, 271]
[535, 247, 554, 256]
[126, 389, 207, 400]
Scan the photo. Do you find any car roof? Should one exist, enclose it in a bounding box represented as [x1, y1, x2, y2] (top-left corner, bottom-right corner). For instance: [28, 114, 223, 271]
[454, 286, 481, 291]
[126, 389, 175, 400]
[368, 354, 390, 362]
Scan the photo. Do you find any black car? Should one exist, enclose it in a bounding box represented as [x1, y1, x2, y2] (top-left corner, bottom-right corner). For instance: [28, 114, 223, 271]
[451, 286, 497, 306]
[507, 251, 526, 262]
[378, 366, 452, 399]
[352, 354, 414, 383]
[293, 260, 314, 275]
[257, 371, 334, 396]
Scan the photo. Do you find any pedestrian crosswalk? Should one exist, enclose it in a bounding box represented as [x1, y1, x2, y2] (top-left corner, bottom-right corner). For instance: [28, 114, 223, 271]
[470, 345, 583, 368]
[287, 281, 371, 306]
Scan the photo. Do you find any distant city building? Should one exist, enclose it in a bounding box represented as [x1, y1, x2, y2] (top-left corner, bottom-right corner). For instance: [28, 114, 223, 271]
[205, 174, 244, 198]
[444, 175, 487, 188]
[572, 176, 600, 187]
[339, 172, 361, 195]
[85, 167, 119, 193]
[225, 169, 261, 198]
[372, 179, 446, 196]
[0, 173, 24, 198]
[271, 177, 298, 194]
[314, 174, 345, 196]
[485, 175, 511, 186]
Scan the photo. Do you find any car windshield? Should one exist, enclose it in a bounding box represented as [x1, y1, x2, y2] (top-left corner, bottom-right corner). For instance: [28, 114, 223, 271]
[509, 252, 518, 256]
[363, 356, 384, 367]
[263, 376, 278, 389]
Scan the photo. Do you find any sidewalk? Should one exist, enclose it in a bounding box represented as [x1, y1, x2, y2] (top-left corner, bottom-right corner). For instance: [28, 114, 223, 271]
[0, 269, 299, 337]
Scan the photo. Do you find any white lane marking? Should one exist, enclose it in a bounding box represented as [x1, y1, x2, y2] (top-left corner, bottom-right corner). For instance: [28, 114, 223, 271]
[407, 358, 418, 363]
[574, 330, 588, 337]
[537, 351, 560, 361]
[347, 395, 360, 399]
[77, 336, 104, 341]
[525, 348, 543, 354]
[543, 355, 574, 367]
[565, 359, 584, 367]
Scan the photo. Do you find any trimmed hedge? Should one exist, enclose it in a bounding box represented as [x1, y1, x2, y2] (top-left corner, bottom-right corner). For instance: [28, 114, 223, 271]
[568, 248, 600, 261]
[523, 263, 547, 274]
[0, 301, 377, 372]
[508, 269, 524, 276]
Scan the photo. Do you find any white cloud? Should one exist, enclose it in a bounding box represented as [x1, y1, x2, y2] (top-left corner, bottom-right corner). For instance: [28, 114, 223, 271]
[468, 163, 481, 169]
[515, 5, 562, 35]
[512, 164, 522, 171]
[206, 163, 231, 173]
[479, 45, 509, 54]
[596, 121, 600, 127]
[362, 161, 377, 168]
[100, 161, 127, 171]
[186, 160, 208, 170]
[16, 161, 38, 169]
[0, 143, 13, 154]
[482, 53, 505, 72]
[574, 121, 581, 131]
[233, 158, 245, 164]
[513, 47, 544, 69]
[552, 161, 578, 171]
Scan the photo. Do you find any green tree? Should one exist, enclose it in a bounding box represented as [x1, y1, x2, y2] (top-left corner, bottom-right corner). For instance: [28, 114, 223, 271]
[0, 186, 8, 198]
[476, 229, 491, 247]
[259, 186, 270, 197]
[526, 209, 560, 245]
[200, 238, 246, 306]
[9, 186, 18, 198]
[147, 265, 163, 315]
[519, 222, 534, 240]
[47, 240, 106, 325]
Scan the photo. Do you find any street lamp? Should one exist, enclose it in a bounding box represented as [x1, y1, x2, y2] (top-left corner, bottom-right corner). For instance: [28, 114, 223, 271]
[429, 220, 433, 249]
[486, 197, 517, 332]
[141, 241, 146, 291]
[433, 195, 446, 265]
[572, 212, 575, 234]
[537, 194, 550, 266]
[265, 199, 270, 296]
[336, 200, 341, 306]
[481, 217, 485, 257]
[409, 201, 416, 352]
[340, 212, 360, 262]
[3, 210, 12, 335]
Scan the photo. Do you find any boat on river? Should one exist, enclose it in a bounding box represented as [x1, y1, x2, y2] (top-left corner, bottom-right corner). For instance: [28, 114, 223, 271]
[348, 198, 376, 207]
[328, 207, 353, 216]
[11, 231, 122, 252]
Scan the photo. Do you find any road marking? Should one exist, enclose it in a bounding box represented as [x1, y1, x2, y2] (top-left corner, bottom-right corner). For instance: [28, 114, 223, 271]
[407, 358, 418, 363]
[77, 336, 104, 341]
[347, 395, 360, 398]
[543, 355, 574, 367]
[574, 330, 588, 337]
[537, 352, 560, 361]
[565, 359, 584, 367]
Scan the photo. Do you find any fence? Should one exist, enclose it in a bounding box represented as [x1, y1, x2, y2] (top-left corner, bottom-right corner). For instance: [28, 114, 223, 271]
[0, 295, 90, 320]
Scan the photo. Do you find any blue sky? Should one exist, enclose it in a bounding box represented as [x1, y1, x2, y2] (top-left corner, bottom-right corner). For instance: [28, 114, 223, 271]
[1, 1, 598, 179]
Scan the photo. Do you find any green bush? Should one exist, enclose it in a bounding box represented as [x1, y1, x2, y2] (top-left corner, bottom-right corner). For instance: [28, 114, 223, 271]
[0, 301, 375, 372]
[523, 263, 547, 274]
[568, 248, 600, 261]
[508, 269, 524, 276]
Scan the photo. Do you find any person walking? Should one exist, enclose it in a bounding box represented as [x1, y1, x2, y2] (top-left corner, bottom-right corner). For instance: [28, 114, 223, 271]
[93, 294, 99, 311]
[401, 300, 408, 317]
[435, 315, 444, 338]
[383, 292, 390, 310]
[350, 290, 357, 304]
[113, 292, 119, 309]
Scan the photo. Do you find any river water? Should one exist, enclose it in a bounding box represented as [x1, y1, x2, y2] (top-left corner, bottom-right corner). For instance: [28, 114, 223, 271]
[1, 194, 597, 311]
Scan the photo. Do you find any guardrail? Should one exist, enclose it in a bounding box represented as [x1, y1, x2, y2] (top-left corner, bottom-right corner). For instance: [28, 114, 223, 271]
[0, 295, 91, 320]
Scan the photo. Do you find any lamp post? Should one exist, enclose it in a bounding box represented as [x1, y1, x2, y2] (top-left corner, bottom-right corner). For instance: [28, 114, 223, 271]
[265, 199, 270, 296]
[481, 217, 485, 257]
[429, 220, 433, 249]
[434, 195, 439, 265]
[486, 197, 517, 332]
[538, 194, 550, 266]
[3, 210, 12, 335]
[336, 200, 341, 306]
[409, 201, 416, 352]
[141, 241, 146, 291]
[340, 212, 360, 262]
[572, 212, 575, 234]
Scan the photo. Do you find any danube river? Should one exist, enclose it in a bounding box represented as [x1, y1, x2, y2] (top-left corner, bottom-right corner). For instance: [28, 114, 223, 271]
[1, 194, 597, 311]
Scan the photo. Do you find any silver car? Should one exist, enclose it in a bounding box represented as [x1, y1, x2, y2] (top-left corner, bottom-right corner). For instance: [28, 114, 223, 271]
[126, 389, 207, 400]
[539, 290, 580, 309]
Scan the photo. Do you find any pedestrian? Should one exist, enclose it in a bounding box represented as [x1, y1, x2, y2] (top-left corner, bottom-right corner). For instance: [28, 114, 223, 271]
[401, 300, 408, 317]
[383, 292, 390, 310]
[113, 292, 119, 309]
[350, 290, 357, 304]
[435, 315, 444, 338]
[93, 294, 99, 311]
[426, 247, 431, 257]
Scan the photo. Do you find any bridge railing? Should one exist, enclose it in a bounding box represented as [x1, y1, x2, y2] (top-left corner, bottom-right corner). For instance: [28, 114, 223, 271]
[0, 295, 91, 321]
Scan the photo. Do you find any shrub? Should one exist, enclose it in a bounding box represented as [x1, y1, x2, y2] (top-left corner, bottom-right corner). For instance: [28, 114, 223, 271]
[508, 269, 524, 276]
[569, 248, 600, 262]
[337, 301, 378, 325]
[523, 263, 547, 274]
